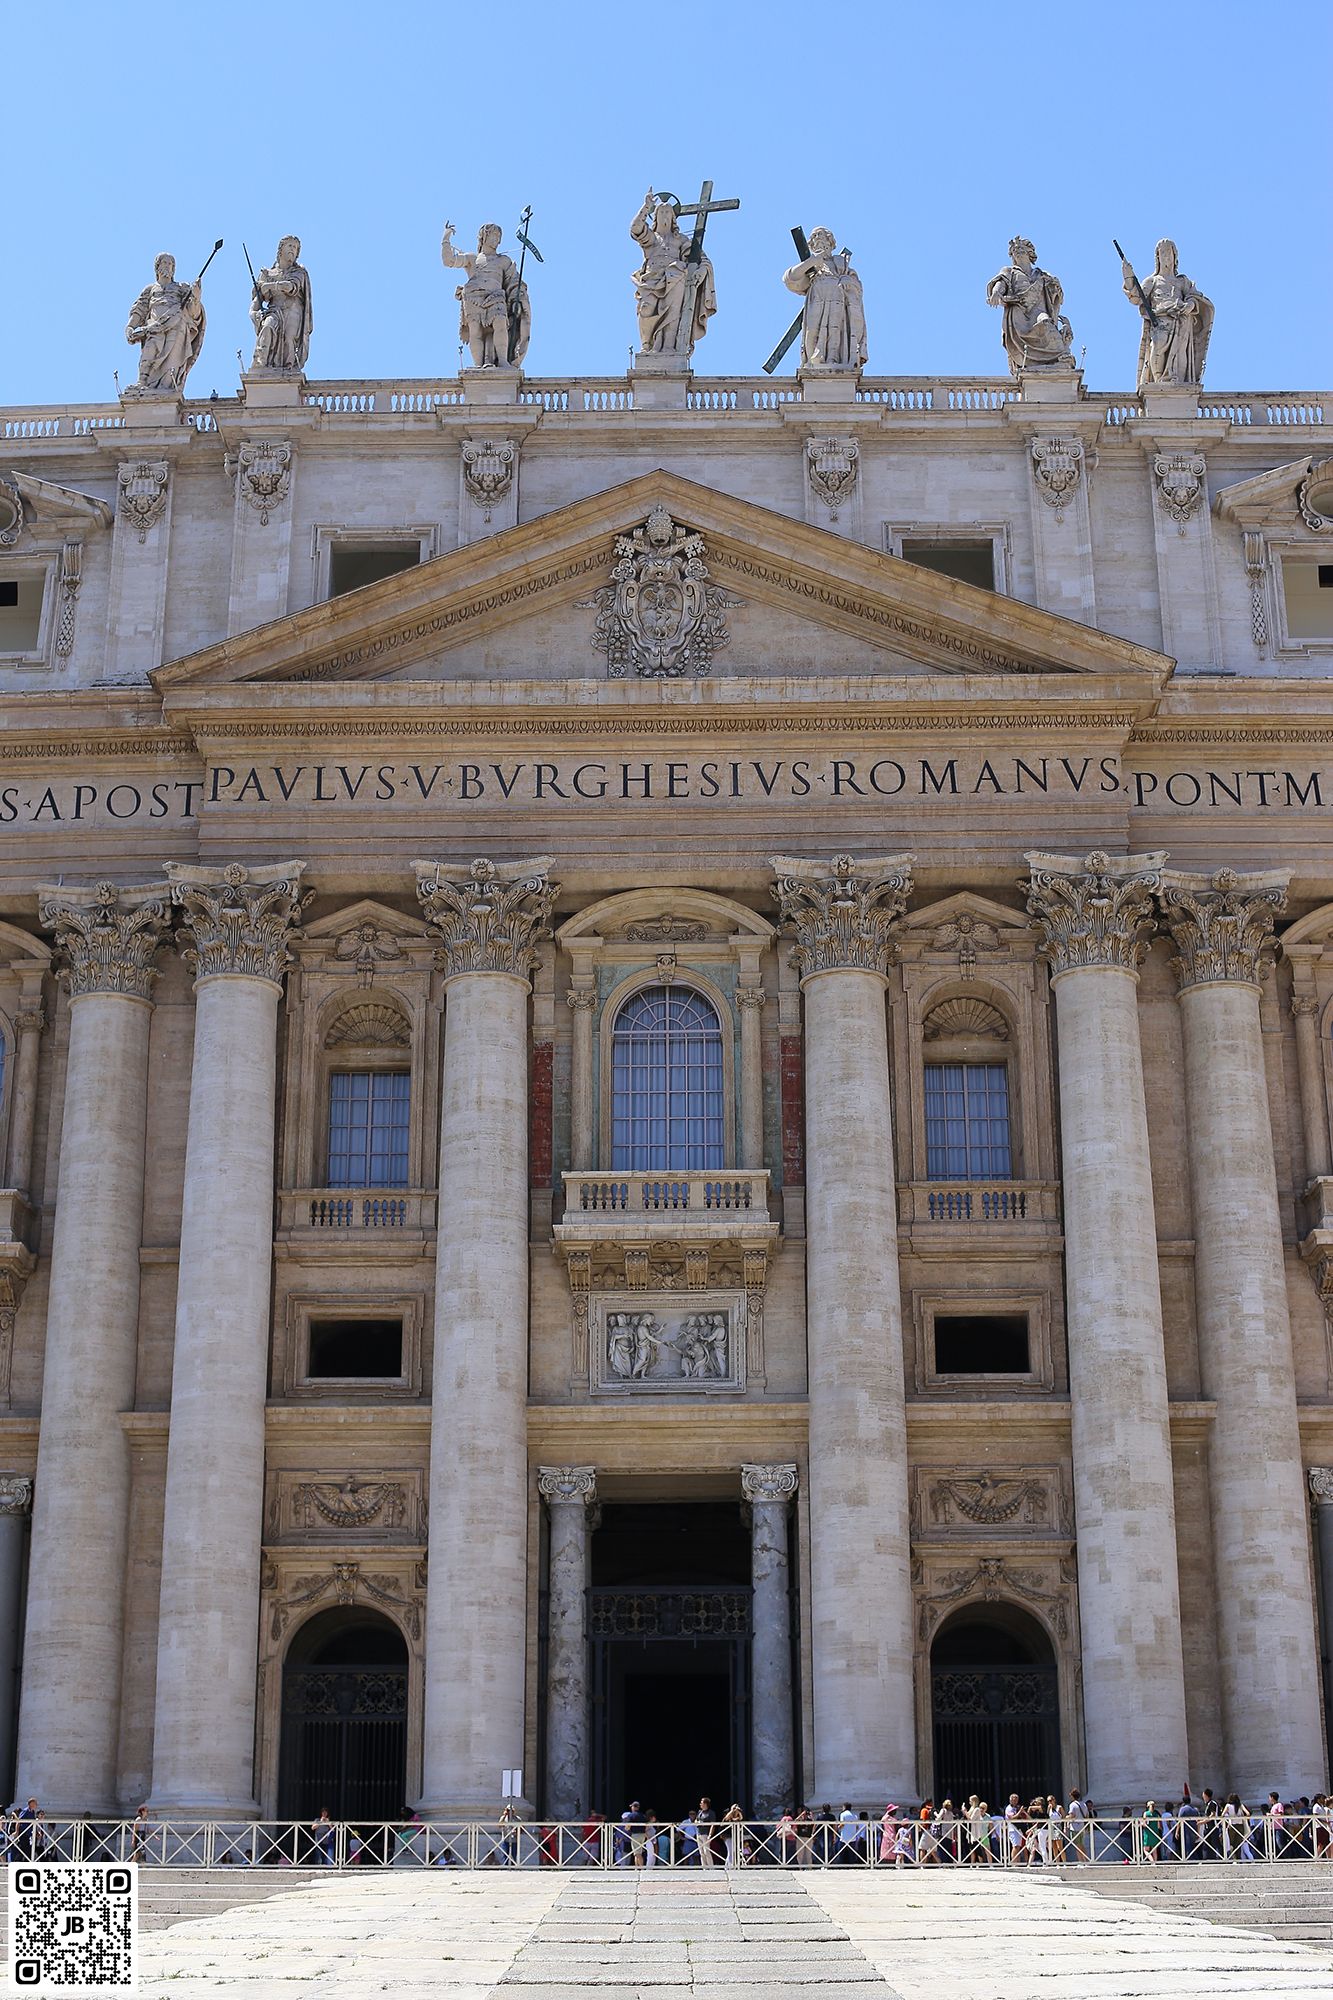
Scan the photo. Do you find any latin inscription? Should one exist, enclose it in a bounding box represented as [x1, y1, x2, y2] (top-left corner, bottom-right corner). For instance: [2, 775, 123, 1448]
[1, 753, 1328, 826]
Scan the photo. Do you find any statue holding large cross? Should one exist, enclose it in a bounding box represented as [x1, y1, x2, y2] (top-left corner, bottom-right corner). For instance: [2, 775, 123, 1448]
[631, 180, 739, 366]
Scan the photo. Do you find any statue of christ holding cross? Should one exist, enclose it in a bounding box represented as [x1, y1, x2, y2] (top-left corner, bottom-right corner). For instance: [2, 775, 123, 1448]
[631, 179, 738, 365]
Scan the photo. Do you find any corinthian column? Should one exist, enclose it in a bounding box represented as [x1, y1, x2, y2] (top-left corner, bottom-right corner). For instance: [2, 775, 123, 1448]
[771, 853, 915, 1802]
[742, 1462, 798, 1817]
[415, 857, 556, 1812]
[538, 1466, 596, 1820]
[1310, 1470, 1333, 1779]
[1159, 867, 1324, 1794]
[1025, 851, 1189, 1799]
[149, 862, 307, 1812]
[17, 880, 169, 1811]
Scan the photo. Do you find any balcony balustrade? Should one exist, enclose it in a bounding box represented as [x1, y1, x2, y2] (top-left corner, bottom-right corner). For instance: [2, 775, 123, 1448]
[898, 1180, 1061, 1236]
[276, 1188, 435, 1241]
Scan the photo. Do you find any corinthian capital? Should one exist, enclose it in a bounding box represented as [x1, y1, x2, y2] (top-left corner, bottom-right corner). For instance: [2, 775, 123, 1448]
[0, 1474, 33, 1516]
[1310, 1468, 1333, 1504]
[414, 857, 556, 982]
[1158, 867, 1289, 990]
[771, 853, 914, 979]
[537, 1465, 597, 1504]
[741, 1462, 799, 1504]
[1025, 850, 1166, 974]
[38, 879, 170, 1000]
[165, 861, 309, 986]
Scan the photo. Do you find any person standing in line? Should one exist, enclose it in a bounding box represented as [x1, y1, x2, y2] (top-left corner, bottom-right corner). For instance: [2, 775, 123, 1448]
[677, 1809, 699, 1865]
[310, 1806, 335, 1865]
[1047, 1798, 1066, 1865]
[776, 1810, 797, 1866]
[836, 1803, 860, 1865]
[793, 1805, 817, 1868]
[1003, 1794, 1024, 1865]
[1267, 1792, 1286, 1860]
[722, 1802, 746, 1867]
[1065, 1788, 1090, 1864]
[695, 1796, 715, 1867]
[879, 1804, 899, 1865]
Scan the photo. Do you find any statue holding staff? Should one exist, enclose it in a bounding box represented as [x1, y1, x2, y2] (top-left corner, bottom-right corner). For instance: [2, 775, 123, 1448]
[1120, 238, 1213, 389]
[249, 234, 314, 373]
[125, 251, 207, 394]
[441, 219, 530, 369]
[631, 189, 715, 358]
[783, 227, 867, 369]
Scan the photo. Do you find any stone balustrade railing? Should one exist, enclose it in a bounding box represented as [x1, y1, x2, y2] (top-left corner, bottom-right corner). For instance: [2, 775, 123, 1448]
[562, 1168, 770, 1221]
[2, 386, 1324, 439]
[275, 1188, 435, 1234]
[899, 1180, 1060, 1228]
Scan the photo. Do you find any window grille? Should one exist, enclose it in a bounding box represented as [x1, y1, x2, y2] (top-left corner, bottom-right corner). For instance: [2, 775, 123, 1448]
[610, 984, 725, 1171]
[924, 1062, 1011, 1179]
[327, 1070, 410, 1187]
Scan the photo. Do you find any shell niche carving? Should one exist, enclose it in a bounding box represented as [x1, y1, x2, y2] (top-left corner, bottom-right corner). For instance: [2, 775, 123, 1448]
[922, 996, 1009, 1041]
[324, 1002, 411, 1049]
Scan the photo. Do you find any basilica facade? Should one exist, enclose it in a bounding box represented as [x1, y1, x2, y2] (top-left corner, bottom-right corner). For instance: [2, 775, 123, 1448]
[2, 254, 1333, 1824]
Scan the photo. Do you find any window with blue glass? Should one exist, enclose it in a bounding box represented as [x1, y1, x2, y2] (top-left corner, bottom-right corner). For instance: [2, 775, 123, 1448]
[326, 1070, 410, 1187]
[924, 1062, 1011, 1180]
[610, 984, 725, 1171]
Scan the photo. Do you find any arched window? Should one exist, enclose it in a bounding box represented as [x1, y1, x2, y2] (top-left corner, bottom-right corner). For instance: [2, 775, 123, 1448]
[611, 984, 724, 1171]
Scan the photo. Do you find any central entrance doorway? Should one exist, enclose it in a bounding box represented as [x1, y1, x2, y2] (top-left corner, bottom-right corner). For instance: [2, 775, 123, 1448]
[278, 1607, 409, 1823]
[929, 1603, 1061, 1806]
[589, 1502, 751, 1818]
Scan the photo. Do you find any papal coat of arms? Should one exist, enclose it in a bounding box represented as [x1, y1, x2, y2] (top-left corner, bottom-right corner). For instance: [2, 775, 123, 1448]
[583, 505, 740, 678]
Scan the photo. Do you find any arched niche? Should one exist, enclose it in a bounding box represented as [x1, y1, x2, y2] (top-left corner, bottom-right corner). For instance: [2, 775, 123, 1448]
[277, 1606, 410, 1824]
[927, 1601, 1062, 1808]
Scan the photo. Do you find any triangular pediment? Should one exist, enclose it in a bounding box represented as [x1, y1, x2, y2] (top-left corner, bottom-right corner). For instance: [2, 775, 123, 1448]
[1215, 455, 1333, 534]
[153, 470, 1170, 690]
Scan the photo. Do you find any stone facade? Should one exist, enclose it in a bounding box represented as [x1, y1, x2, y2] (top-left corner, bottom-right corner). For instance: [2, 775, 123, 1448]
[1, 354, 1332, 1816]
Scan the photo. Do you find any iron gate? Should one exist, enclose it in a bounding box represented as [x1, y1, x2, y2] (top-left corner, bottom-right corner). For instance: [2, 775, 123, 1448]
[589, 1587, 752, 1813]
[931, 1665, 1060, 1805]
[278, 1665, 408, 1824]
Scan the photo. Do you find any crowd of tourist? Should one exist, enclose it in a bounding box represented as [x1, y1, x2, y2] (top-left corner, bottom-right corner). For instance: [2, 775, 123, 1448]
[6, 1787, 1331, 1868]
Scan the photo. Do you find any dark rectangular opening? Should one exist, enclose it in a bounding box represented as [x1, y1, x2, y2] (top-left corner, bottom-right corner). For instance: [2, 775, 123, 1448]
[900, 540, 996, 590]
[307, 1316, 403, 1379]
[0, 581, 17, 607]
[934, 1312, 1030, 1375]
[1319, 565, 1333, 589]
[327, 542, 421, 598]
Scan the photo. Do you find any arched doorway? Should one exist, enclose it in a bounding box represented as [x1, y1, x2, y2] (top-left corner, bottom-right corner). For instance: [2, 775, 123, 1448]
[278, 1607, 408, 1822]
[930, 1603, 1061, 1805]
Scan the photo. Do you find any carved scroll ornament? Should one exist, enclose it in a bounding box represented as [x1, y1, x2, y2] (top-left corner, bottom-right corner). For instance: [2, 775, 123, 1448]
[740, 1463, 798, 1504]
[772, 852, 914, 979]
[413, 856, 555, 981]
[1158, 866, 1289, 990]
[166, 860, 310, 985]
[37, 879, 170, 1000]
[1025, 850, 1165, 974]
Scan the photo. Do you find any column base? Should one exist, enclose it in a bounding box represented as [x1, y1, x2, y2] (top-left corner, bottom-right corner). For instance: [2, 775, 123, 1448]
[146, 1795, 260, 1819]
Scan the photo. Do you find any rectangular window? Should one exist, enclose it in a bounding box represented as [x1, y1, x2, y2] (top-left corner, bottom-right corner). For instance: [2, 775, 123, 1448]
[327, 1070, 410, 1187]
[307, 1316, 404, 1379]
[933, 1312, 1030, 1375]
[924, 1062, 1011, 1179]
[1282, 557, 1333, 641]
[900, 540, 996, 590]
[0, 573, 45, 653]
[327, 542, 422, 599]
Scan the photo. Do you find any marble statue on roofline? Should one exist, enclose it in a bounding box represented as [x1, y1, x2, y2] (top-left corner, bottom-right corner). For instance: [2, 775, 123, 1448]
[783, 228, 867, 370]
[441, 219, 531, 369]
[631, 191, 716, 359]
[1122, 239, 1213, 389]
[250, 235, 314, 374]
[986, 236, 1075, 374]
[124, 253, 206, 396]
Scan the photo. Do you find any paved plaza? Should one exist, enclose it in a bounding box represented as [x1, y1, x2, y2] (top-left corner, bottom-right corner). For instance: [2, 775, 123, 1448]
[124, 1868, 1333, 1998]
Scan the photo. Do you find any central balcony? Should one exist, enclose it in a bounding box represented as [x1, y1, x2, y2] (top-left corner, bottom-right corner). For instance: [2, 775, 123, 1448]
[553, 1169, 779, 1297]
[562, 1169, 770, 1222]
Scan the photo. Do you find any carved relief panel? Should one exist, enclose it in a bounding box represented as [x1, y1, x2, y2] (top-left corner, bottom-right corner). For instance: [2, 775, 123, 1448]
[591, 1291, 744, 1395]
[265, 1466, 428, 1542]
[909, 1464, 1071, 1537]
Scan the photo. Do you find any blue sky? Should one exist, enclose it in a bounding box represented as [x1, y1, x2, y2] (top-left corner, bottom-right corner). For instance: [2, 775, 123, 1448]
[4, 0, 1328, 405]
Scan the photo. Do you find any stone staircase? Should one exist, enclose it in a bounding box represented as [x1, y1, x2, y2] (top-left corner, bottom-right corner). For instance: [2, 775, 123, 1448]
[1068, 1860, 1333, 1947]
[0, 1866, 330, 1934]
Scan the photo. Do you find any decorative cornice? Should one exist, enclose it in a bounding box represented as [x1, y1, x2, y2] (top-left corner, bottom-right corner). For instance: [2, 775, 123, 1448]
[0, 1475, 33, 1517]
[165, 860, 309, 986]
[740, 1462, 798, 1503]
[536, 1465, 597, 1504]
[1309, 1467, 1333, 1504]
[771, 852, 914, 980]
[414, 856, 555, 982]
[37, 879, 170, 1000]
[1158, 866, 1289, 990]
[1025, 849, 1165, 974]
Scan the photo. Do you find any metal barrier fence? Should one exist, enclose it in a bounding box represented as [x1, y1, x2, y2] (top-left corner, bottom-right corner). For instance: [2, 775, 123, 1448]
[3, 1814, 1330, 1869]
